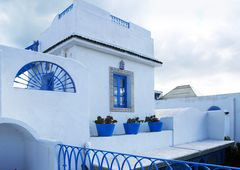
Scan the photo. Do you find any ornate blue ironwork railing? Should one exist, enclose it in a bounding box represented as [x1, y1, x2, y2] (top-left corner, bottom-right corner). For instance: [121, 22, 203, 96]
[59, 4, 74, 19]
[111, 15, 130, 28]
[57, 144, 240, 170]
[14, 61, 76, 93]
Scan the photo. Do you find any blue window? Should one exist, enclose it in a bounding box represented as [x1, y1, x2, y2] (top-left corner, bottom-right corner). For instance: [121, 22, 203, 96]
[113, 74, 128, 108]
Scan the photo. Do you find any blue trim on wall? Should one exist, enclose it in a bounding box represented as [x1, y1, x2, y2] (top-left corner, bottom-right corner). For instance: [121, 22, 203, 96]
[110, 15, 130, 28]
[25, 41, 39, 52]
[16, 63, 35, 77]
[58, 4, 73, 19]
[208, 106, 221, 111]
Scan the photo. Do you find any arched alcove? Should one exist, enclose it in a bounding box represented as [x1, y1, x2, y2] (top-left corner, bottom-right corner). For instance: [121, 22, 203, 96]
[0, 122, 39, 170]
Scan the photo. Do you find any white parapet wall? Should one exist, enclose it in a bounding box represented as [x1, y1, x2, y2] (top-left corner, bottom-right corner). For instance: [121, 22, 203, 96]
[24, 139, 58, 170]
[155, 107, 232, 146]
[89, 130, 173, 154]
[0, 120, 58, 170]
[156, 94, 240, 142]
[156, 108, 208, 145]
[207, 110, 230, 140]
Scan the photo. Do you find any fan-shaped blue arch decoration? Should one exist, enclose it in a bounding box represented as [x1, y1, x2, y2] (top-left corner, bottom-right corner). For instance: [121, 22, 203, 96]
[208, 106, 221, 111]
[14, 61, 76, 93]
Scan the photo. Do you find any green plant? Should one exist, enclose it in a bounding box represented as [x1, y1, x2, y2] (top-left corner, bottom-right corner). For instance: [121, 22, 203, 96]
[95, 116, 117, 124]
[224, 136, 231, 141]
[145, 115, 160, 122]
[126, 117, 144, 123]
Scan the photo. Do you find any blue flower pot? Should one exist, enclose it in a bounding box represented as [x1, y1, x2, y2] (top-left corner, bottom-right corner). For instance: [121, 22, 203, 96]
[123, 123, 140, 134]
[148, 122, 163, 132]
[96, 124, 115, 136]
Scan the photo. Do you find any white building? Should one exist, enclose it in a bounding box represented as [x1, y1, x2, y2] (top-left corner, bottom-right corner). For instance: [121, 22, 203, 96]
[156, 87, 240, 142]
[0, 0, 238, 170]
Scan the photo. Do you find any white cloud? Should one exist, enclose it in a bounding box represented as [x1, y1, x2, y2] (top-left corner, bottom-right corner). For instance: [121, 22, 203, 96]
[0, 0, 71, 47]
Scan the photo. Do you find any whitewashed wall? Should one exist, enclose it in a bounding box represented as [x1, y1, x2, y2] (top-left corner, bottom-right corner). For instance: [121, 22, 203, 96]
[67, 45, 155, 136]
[0, 44, 156, 141]
[0, 124, 25, 170]
[90, 131, 173, 154]
[208, 110, 230, 140]
[36, 0, 158, 138]
[0, 122, 57, 170]
[38, 0, 154, 58]
[156, 94, 240, 142]
[0, 45, 90, 146]
[156, 108, 208, 145]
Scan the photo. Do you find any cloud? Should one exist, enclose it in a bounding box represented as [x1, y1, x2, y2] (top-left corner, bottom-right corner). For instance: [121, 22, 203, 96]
[0, 0, 71, 48]
[148, 0, 240, 95]
[0, 0, 240, 95]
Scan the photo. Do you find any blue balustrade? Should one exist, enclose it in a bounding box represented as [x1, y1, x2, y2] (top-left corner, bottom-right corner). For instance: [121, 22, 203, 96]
[111, 15, 130, 28]
[57, 144, 240, 170]
[25, 41, 39, 52]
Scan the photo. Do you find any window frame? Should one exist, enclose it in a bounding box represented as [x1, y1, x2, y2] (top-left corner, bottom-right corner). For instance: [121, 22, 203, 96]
[109, 67, 134, 112]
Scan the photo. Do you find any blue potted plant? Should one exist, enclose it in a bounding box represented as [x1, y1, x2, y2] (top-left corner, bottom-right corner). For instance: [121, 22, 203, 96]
[95, 116, 117, 137]
[145, 115, 163, 132]
[123, 117, 144, 135]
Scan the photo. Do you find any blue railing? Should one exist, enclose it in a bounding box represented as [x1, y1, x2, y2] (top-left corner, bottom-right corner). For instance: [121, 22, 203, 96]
[57, 144, 240, 170]
[111, 15, 130, 28]
[59, 4, 74, 19]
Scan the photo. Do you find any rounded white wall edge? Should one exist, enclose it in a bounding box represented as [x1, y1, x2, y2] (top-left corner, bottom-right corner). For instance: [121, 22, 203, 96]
[38, 138, 62, 145]
[0, 117, 40, 140]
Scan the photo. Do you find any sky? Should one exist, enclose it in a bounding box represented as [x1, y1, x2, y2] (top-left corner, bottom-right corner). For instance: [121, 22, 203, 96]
[0, 0, 240, 96]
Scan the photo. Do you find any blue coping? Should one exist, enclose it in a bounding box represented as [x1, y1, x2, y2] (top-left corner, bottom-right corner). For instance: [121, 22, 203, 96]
[208, 106, 222, 111]
[58, 4, 74, 19]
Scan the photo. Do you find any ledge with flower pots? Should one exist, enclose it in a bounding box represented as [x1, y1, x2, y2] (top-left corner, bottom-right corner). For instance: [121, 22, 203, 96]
[89, 115, 173, 153]
[89, 130, 173, 154]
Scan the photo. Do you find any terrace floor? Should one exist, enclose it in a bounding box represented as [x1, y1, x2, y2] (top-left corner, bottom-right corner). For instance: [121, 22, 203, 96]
[137, 139, 234, 161]
[88, 139, 235, 169]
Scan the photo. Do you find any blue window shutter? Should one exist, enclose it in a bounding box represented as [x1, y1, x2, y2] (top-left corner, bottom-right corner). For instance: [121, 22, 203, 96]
[113, 74, 128, 108]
